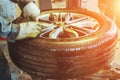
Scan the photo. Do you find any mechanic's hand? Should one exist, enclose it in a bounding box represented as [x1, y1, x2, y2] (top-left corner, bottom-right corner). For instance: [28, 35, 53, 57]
[16, 22, 41, 40]
[23, 2, 40, 21]
[11, 0, 40, 20]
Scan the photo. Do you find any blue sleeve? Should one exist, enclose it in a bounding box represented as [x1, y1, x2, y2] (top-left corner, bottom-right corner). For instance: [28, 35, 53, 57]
[0, 16, 11, 38]
[0, 0, 16, 21]
[0, 0, 19, 42]
[0, 16, 19, 42]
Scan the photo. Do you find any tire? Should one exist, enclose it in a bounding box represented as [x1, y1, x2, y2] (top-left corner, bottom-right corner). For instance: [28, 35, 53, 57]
[8, 9, 118, 79]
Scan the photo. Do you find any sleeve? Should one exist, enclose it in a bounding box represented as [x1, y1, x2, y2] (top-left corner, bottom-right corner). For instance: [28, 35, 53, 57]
[0, 16, 20, 42]
[0, 16, 11, 39]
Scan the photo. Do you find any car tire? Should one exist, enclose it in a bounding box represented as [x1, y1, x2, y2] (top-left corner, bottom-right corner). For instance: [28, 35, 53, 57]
[8, 9, 118, 79]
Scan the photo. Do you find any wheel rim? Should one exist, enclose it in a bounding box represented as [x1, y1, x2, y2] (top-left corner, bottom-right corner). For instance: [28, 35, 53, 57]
[38, 10, 100, 39]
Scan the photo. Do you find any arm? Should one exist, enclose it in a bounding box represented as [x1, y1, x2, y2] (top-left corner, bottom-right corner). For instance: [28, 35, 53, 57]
[0, 0, 41, 42]
[0, 16, 41, 42]
[0, 16, 19, 41]
[11, 0, 40, 20]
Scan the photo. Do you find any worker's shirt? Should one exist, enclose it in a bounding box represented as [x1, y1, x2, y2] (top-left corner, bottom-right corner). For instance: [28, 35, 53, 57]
[0, 0, 18, 41]
[0, 0, 16, 21]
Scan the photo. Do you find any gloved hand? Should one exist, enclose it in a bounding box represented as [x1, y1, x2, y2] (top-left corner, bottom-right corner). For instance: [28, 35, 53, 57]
[23, 1, 40, 20]
[0, 16, 41, 41]
[11, 0, 40, 20]
[16, 22, 41, 40]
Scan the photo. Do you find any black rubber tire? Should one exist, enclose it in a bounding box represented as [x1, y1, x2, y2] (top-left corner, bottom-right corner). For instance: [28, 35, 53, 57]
[8, 9, 118, 79]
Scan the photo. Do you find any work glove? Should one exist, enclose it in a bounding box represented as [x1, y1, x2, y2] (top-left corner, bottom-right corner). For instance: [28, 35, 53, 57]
[23, 1, 40, 20]
[9, 22, 41, 41]
[0, 16, 41, 41]
[16, 22, 41, 40]
[11, 0, 40, 20]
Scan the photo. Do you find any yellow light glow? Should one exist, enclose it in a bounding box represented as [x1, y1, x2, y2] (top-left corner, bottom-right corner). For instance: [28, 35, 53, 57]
[115, 0, 120, 14]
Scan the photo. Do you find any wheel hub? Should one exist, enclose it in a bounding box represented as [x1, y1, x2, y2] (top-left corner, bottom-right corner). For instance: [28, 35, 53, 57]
[38, 11, 100, 39]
